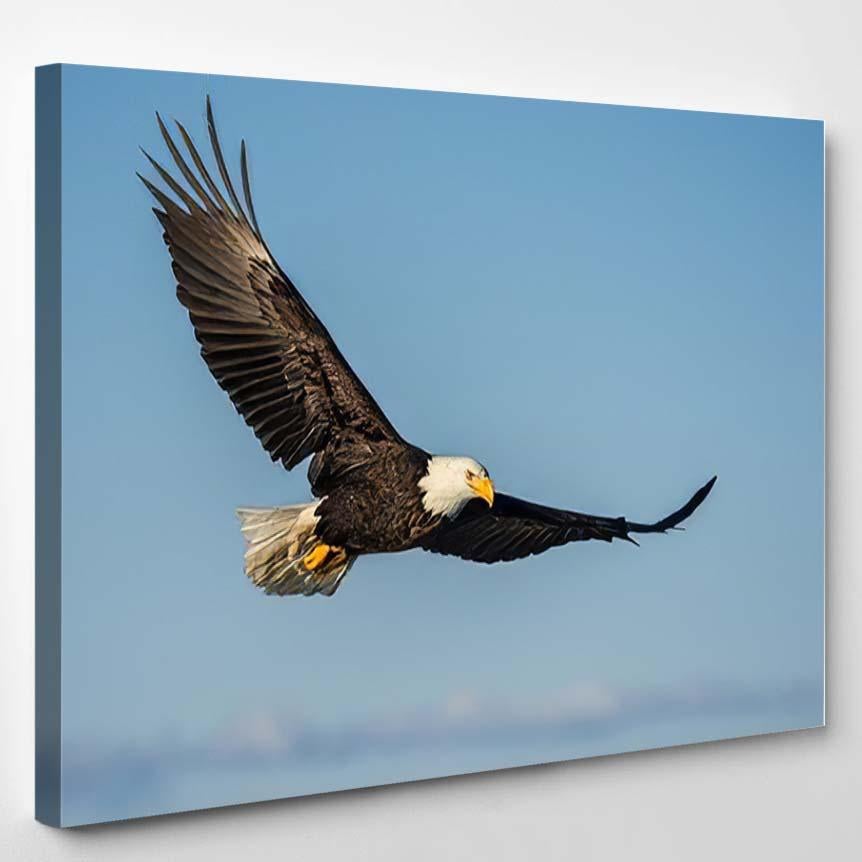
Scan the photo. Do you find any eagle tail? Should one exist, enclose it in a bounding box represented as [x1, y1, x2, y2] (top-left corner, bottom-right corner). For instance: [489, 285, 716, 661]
[236, 503, 355, 597]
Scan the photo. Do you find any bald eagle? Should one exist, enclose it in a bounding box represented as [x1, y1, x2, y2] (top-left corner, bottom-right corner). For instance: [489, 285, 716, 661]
[139, 98, 716, 597]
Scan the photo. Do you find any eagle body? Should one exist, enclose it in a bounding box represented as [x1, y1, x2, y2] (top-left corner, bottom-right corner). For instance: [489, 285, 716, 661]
[140, 99, 716, 597]
[313, 443, 439, 554]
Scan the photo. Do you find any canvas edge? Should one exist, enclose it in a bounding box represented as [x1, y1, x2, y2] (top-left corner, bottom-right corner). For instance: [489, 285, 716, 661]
[35, 62, 63, 828]
[823, 119, 829, 730]
[42, 62, 827, 125]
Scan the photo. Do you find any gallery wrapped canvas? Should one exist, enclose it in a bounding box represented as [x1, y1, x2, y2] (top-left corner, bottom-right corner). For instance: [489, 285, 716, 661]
[36, 64, 824, 826]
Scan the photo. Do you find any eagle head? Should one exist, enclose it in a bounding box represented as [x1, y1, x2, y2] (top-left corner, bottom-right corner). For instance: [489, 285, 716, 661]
[419, 455, 495, 518]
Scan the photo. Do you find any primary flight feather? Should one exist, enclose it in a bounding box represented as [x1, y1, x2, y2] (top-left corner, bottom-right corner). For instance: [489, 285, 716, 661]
[140, 98, 716, 597]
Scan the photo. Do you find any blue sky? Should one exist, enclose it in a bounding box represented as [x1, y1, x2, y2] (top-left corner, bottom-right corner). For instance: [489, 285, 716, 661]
[54, 65, 823, 825]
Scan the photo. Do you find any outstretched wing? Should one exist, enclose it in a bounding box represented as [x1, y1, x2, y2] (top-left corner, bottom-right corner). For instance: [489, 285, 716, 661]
[420, 476, 716, 564]
[138, 98, 402, 470]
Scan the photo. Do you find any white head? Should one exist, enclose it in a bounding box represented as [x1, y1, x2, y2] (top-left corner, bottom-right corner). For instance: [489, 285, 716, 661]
[419, 456, 495, 519]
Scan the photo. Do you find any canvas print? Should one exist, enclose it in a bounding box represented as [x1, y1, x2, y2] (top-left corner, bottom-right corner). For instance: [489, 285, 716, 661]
[35, 64, 824, 826]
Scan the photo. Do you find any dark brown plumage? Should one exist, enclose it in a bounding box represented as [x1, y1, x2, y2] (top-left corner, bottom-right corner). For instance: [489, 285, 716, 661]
[419, 477, 718, 564]
[140, 98, 715, 597]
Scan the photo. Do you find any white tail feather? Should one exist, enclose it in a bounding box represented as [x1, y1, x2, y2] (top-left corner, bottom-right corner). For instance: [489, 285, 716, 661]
[236, 503, 355, 597]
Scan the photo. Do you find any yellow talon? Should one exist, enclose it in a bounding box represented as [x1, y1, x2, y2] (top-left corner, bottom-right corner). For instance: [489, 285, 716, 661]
[303, 543, 332, 571]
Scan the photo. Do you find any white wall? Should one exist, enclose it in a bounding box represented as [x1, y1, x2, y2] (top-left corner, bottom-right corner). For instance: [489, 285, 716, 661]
[2, 1, 857, 858]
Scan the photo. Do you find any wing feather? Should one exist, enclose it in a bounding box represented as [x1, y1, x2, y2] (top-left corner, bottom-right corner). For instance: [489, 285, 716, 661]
[140, 99, 402, 471]
[421, 477, 717, 564]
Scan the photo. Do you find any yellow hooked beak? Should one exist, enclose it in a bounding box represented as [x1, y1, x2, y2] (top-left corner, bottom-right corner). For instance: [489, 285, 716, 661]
[467, 474, 495, 507]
